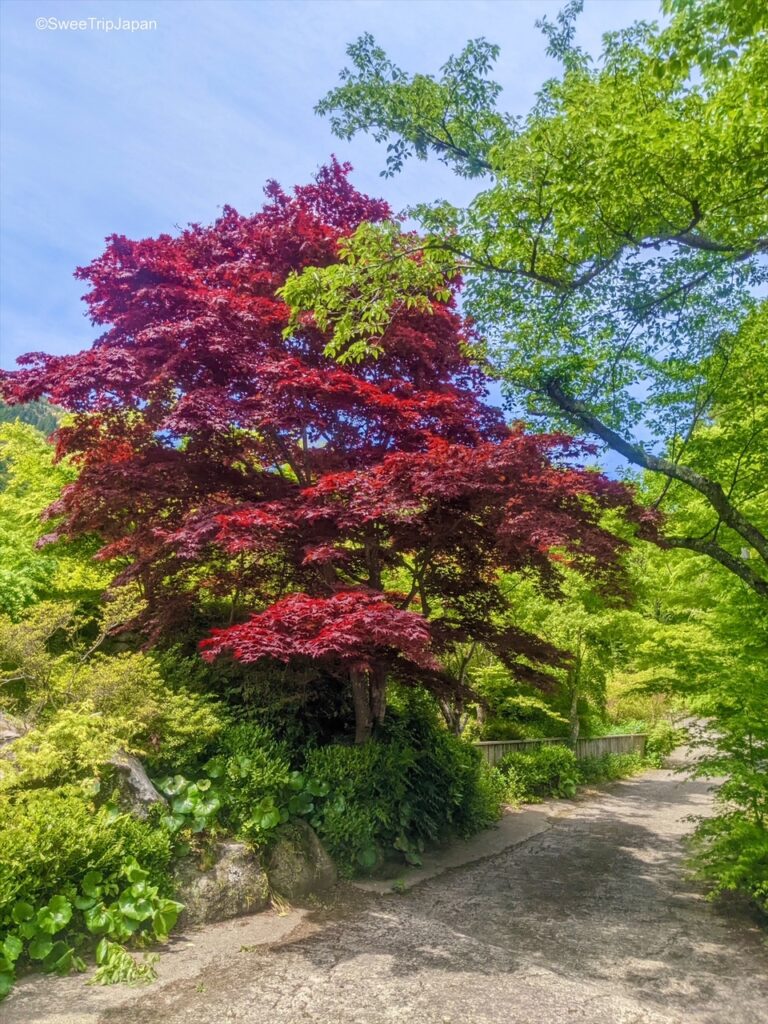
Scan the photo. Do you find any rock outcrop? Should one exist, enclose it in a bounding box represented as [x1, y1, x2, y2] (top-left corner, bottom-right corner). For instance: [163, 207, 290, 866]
[0, 713, 23, 748]
[173, 841, 270, 927]
[109, 751, 167, 819]
[265, 820, 337, 899]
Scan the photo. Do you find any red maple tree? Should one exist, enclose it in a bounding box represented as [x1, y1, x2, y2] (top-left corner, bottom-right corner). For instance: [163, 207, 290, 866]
[1, 162, 652, 741]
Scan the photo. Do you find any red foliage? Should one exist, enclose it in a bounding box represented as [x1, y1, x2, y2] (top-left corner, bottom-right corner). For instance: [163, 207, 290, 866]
[201, 590, 439, 674]
[0, 161, 654, 738]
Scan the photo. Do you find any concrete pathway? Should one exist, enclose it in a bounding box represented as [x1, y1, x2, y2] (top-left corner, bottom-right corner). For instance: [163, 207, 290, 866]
[5, 762, 767, 1024]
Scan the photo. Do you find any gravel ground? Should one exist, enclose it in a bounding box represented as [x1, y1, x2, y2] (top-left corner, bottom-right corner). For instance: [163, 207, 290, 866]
[6, 761, 768, 1024]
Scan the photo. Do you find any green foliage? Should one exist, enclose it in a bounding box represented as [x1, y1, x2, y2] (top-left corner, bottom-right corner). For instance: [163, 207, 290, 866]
[0, 400, 62, 436]
[154, 722, 328, 846]
[91, 942, 159, 987]
[306, 696, 503, 874]
[0, 601, 229, 792]
[306, 1, 768, 608]
[497, 745, 580, 802]
[576, 752, 648, 785]
[0, 788, 177, 998]
[0, 788, 172, 913]
[0, 422, 106, 620]
[155, 769, 226, 837]
[688, 813, 768, 914]
[645, 720, 685, 764]
[496, 743, 659, 804]
[0, 852, 181, 997]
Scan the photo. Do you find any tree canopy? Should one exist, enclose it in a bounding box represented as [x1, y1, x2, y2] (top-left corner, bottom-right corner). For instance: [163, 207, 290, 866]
[283, 0, 768, 598]
[0, 162, 651, 742]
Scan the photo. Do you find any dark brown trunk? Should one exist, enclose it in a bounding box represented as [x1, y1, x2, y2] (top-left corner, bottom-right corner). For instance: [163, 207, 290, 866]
[370, 664, 387, 728]
[351, 669, 373, 744]
[351, 666, 388, 744]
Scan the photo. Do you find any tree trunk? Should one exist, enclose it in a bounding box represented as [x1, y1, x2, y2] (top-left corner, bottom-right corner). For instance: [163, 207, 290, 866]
[350, 666, 388, 744]
[439, 696, 465, 735]
[568, 667, 580, 748]
[370, 664, 387, 730]
[351, 669, 373, 744]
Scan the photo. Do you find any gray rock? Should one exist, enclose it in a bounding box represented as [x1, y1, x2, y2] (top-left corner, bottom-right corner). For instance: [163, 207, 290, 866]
[265, 820, 337, 899]
[174, 841, 270, 927]
[0, 713, 23, 748]
[109, 751, 167, 819]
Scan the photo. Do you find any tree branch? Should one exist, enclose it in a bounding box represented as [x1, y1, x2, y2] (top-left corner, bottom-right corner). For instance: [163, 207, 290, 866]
[665, 536, 768, 600]
[544, 378, 768, 575]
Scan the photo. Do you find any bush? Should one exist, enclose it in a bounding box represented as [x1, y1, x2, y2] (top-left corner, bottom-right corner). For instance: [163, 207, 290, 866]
[0, 787, 180, 997]
[154, 721, 330, 847]
[576, 751, 647, 784]
[216, 722, 298, 842]
[496, 745, 580, 802]
[645, 720, 685, 765]
[0, 788, 173, 914]
[689, 812, 768, 915]
[305, 695, 503, 875]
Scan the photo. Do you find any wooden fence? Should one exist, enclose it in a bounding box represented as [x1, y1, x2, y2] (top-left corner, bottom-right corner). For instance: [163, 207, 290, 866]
[475, 733, 647, 767]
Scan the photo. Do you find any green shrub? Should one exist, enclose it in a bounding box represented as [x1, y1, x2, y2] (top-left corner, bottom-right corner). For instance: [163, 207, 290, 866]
[689, 812, 768, 915]
[586, 718, 648, 738]
[576, 751, 647, 784]
[645, 720, 685, 765]
[306, 696, 503, 875]
[496, 745, 579, 802]
[0, 788, 172, 913]
[0, 787, 178, 997]
[153, 722, 329, 847]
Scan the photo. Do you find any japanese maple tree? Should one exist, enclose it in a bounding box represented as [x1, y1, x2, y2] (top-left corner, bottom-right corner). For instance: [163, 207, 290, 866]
[1, 161, 652, 742]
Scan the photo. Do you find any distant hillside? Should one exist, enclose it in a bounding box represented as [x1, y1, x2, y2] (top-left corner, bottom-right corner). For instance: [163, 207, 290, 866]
[0, 400, 62, 435]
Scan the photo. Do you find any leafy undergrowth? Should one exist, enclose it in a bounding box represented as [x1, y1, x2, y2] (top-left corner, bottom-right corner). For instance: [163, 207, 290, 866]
[493, 722, 683, 806]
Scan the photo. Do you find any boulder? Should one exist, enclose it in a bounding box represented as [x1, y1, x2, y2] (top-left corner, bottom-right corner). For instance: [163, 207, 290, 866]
[0, 713, 23, 749]
[109, 751, 167, 819]
[174, 841, 270, 927]
[265, 820, 337, 899]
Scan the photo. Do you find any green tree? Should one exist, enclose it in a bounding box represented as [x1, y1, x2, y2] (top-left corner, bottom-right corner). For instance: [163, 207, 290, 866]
[285, 0, 768, 597]
[0, 422, 105, 619]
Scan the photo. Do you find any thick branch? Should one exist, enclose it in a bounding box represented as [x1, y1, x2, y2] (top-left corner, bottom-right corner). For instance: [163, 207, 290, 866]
[544, 379, 768, 573]
[665, 536, 768, 600]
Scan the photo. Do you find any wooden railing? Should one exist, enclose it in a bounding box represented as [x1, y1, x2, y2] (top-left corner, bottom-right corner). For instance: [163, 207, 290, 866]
[475, 733, 647, 766]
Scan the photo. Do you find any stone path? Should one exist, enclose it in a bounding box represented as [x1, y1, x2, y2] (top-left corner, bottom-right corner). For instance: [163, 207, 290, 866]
[6, 762, 767, 1023]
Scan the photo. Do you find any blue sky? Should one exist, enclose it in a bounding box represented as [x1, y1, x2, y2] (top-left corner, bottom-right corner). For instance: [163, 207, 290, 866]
[0, 0, 657, 371]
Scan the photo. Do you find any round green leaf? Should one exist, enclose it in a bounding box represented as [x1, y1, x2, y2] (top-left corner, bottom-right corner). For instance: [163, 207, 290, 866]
[11, 901, 34, 924]
[2, 935, 23, 964]
[118, 892, 153, 921]
[171, 796, 195, 815]
[161, 775, 188, 796]
[28, 935, 54, 960]
[47, 896, 73, 930]
[123, 860, 149, 884]
[203, 757, 225, 779]
[259, 809, 281, 830]
[84, 906, 110, 935]
[82, 870, 103, 897]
